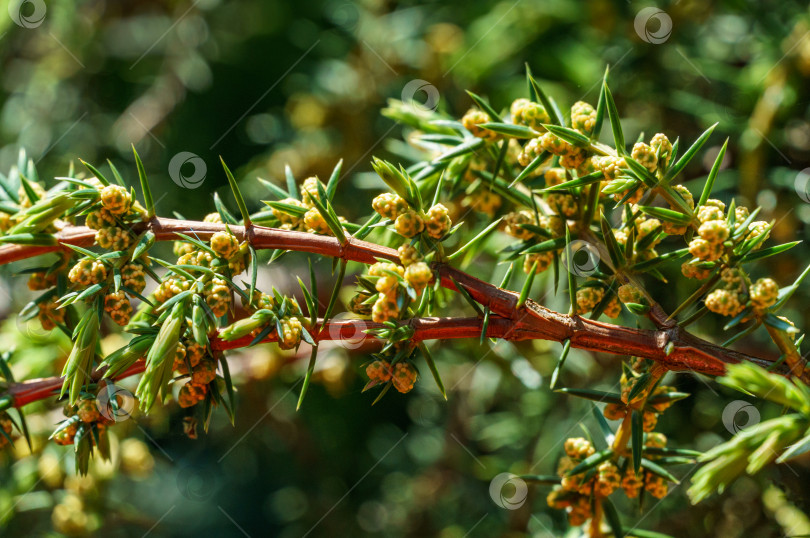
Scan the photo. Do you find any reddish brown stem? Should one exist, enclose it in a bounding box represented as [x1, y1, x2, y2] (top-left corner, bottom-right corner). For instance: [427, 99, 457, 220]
[0, 217, 400, 266]
[9, 362, 147, 408]
[435, 265, 781, 375]
[5, 316, 533, 408]
[0, 218, 794, 411]
[5, 310, 784, 409]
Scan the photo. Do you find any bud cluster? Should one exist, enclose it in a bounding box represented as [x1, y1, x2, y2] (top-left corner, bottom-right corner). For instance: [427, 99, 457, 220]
[462, 108, 498, 140]
[85, 184, 146, 252]
[547, 358, 679, 529]
[51, 396, 116, 456]
[268, 176, 346, 237]
[174, 341, 218, 408]
[510, 98, 550, 130]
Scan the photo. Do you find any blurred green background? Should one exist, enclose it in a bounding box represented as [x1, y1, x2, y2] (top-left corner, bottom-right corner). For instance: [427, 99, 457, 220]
[1, 0, 810, 536]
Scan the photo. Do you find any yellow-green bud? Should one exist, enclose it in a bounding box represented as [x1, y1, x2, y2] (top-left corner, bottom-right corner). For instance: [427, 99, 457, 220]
[462, 109, 497, 140]
[301, 176, 324, 207]
[99, 185, 132, 215]
[631, 142, 658, 173]
[689, 237, 724, 261]
[650, 133, 673, 169]
[273, 198, 306, 227]
[366, 360, 392, 382]
[404, 262, 432, 294]
[570, 101, 596, 135]
[96, 226, 131, 251]
[210, 231, 240, 259]
[504, 210, 536, 240]
[523, 252, 554, 274]
[104, 291, 133, 326]
[698, 220, 730, 244]
[398, 244, 422, 267]
[278, 317, 303, 350]
[372, 193, 409, 220]
[425, 203, 451, 239]
[394, 210, 425, 238]
[204, 278, 231, 318]
[575, 286, 604, 314]
[705, 289, 743, 316]
[750, 278, 778, 311]
[510, 98, 549, 130]
[68, 259, 107, 287]
[392, 362, 418, 393]
[85, 208, 116, 230]
[697, 204, 724, 224]
[564, 437, 595, 459]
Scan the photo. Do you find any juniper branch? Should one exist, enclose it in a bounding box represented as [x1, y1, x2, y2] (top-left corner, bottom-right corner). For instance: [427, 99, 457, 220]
[0, 218, 792, 403]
